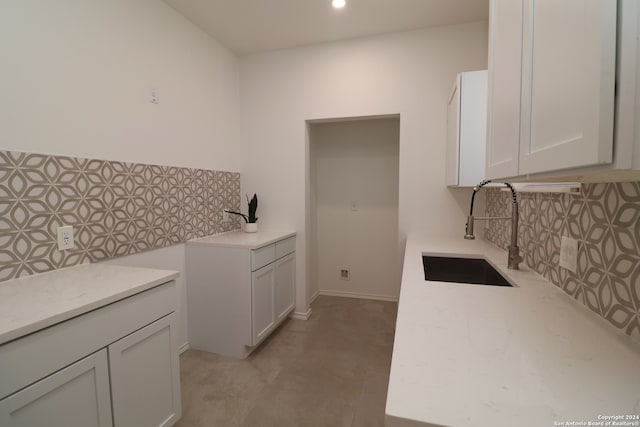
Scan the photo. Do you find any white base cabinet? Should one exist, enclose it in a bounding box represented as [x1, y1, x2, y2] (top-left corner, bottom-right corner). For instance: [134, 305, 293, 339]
[186, 232, 296, 359]
[0, 281, 181, 427]
[251, 250, 296, 347]
[0, 350, 113, 427]
[251, 263, 277, 345]
[109, 313, 181, 427]
[274, 253, 296, 322]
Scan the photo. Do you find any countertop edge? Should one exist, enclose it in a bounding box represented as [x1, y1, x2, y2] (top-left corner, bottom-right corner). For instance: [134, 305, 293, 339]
[187, 230, 297, 249]
[0, 269, 179, 346]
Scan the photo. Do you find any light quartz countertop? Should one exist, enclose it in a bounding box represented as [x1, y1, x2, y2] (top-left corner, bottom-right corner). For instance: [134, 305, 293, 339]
[386, 233, 640, 427]
[188, 230, 296, 249]
[0, 264, 179, 345]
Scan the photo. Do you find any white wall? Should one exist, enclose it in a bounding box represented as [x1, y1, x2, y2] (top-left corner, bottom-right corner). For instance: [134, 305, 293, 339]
[311, 118, 401, 301]
[1, 0, 243, 349]
[240, 22, 489, 313]
[0, 0, 240, 172]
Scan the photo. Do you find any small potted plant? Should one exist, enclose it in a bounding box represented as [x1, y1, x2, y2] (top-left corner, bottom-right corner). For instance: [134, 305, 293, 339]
[226, 194, 259, 233]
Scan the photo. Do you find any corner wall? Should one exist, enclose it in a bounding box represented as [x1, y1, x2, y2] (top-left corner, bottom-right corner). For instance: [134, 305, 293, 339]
[240, 21, 489, 313]
[0, 0, 243, 349]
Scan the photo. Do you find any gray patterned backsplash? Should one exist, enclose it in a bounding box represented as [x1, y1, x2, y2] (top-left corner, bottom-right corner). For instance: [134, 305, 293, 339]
[484, 183, 640, 342]
[0, 150, 241, 282]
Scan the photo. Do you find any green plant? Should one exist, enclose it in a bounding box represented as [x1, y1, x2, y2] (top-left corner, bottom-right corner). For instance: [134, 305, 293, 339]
[247, 194, 258, 223]
[225, 193, 258, 223]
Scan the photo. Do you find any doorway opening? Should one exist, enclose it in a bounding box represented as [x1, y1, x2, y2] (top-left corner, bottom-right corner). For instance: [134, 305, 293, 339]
[306, 115, 401, 304]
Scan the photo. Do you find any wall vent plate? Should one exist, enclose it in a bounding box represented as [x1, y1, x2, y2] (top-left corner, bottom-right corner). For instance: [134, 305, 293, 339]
[340, 269, 350, 280]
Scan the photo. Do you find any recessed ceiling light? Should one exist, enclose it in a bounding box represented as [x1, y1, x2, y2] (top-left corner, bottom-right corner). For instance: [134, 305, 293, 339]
[332, 0, 346, 9]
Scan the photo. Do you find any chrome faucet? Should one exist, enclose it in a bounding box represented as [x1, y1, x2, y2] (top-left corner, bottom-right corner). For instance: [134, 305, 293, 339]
[464, 180, 522, 270]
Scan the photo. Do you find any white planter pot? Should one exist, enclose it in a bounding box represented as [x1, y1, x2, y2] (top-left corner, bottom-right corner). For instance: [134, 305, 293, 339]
[244, 223, 258, 233]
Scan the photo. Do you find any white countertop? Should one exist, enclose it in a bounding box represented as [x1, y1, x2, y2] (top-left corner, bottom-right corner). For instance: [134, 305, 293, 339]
[0, 264, 179, 345]
[188, 230, 296, 249]
[386, 234, 640, 427]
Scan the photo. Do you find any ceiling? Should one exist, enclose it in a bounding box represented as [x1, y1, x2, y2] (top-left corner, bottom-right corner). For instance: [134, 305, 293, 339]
[163, 0, 489, 55]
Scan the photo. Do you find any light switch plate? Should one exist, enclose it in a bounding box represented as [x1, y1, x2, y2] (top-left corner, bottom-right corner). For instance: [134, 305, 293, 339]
[559, 236, 578, 273]
[57, 226, 75, 251]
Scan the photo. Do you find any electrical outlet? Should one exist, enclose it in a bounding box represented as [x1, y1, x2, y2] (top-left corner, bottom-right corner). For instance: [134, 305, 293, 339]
[222, 210, 230, 222]
[57, 226, 75, 251]
[559, 236, 578, 273]
[149, 86, 159, 104]
[340, 269, 350, 281]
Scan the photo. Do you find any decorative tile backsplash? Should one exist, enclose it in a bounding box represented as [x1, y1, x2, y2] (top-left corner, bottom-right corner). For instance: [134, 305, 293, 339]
[0, 150, 241, 282]
[484, 183, 640, 341]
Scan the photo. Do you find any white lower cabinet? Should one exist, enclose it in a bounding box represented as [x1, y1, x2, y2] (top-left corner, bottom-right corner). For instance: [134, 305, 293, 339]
[274, 252, 296, 322]
[0, 350, 112, 427]
[251, 263, 276, 345]
[186, 232, 297, 359]
[251, 251, 296, 345]
[0, 280, 181, 427]
[109, 313, 181, 427]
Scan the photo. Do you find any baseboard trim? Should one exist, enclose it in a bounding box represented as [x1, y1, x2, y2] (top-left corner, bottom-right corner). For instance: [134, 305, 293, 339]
[178, 342, 190, 354]
[318, 290, 399, 302]
[291, 309, 312, 320]
[309, 289, 320, 305]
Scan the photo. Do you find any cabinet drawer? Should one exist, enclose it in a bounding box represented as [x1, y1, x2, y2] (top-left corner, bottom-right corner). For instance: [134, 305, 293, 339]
[251, 244, 276, 271]
[275, 237, 296, 259]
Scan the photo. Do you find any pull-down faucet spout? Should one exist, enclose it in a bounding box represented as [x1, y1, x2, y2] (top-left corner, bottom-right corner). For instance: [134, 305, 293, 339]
[464, 180, 522, 270]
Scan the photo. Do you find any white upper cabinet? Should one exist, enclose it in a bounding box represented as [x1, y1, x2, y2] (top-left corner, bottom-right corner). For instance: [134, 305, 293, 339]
[446, 70, 488, 187]
[486, 0, 617, 179]
[446, 75, 461, 186]
[519, 0, 616, 174]
[486, 0, 523, 180]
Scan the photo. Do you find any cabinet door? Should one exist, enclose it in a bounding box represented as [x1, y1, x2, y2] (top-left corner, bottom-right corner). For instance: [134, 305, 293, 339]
[518, 0, 616, 174]
[446, 75, 461, 186]
[486, 0, 523, 180]
[109, 313, 181, 427]
[251, 263, 276, 346]
[0, 350, 112, 427]
[274, 252, 296, 322]
[458, 71, 488, 187]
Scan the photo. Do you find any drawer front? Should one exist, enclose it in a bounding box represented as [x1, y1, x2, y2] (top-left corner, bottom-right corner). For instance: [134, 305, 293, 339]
[251, 244, 276, 271]
[275, 237, 296, 259]
[0, 281, 177, 400]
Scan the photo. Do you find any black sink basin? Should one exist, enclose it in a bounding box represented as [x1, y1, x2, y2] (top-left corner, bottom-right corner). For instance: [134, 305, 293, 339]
[422, 256, 513, 287]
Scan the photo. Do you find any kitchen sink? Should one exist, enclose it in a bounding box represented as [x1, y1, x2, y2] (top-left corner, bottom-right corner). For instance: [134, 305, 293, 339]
[422, 256, 513, 287]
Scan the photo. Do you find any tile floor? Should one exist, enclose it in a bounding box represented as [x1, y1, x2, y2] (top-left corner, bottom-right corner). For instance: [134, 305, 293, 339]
[175, 296, 398, 427]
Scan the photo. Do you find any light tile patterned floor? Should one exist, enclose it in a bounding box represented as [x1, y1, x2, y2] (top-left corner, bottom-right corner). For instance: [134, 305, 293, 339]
[175, 296, 397, 427]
